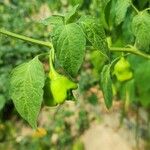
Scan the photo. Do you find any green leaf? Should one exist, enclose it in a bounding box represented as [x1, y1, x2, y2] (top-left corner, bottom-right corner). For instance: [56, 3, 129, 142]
[41, 15, 64, 26]
[79, 16, 109, 58]
[120, 79, 136, 103]
[114, 0, 131, 25]
[0, 95, 5, 111]
[90, 50, 106, 72]
[70, 0, 84, 6]
[65, 4, 79, 24]
[132, 11, 150, 52]
[10, 57, 45, 128]
[135, 60, 150, 107]
[100, 65, 113, 109]
[135, 60, 150, 92]
[52, 23, 86, 76]
[90, 50, 106, 79]
[139, 92, 150, 107]
[99, 0, 111, 29]
[109, 0, 117, 26]
[138, 0, 149, 9]
[122, 10, 135, 43]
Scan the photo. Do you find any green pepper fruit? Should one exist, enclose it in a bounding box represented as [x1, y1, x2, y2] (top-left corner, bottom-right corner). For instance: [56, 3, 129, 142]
[43, 77, 57, 107]
[44, 50, 78, 105]
[114, 57, 133, 82]
[49, 71, 78, 104]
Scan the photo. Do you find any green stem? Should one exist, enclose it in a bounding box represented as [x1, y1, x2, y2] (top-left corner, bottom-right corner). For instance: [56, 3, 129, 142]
[1, 29, 150, 60]
[0, 28, 52, 48]
[110, 47, 150, 59]
[144, 7, 150, 12]
[131, 3, 139, 14]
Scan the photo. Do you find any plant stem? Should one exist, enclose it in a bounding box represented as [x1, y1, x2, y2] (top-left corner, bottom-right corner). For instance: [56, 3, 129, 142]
[131, 3, 139, 14]
[0, 28, 52, 48]
[144, 7, 150, 12]
[110, 47, 150, 59]
[1, 29, 150, 60]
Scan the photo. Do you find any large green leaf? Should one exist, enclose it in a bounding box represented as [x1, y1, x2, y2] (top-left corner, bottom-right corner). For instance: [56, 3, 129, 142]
[52, 23, 86, 76]
[132, 11, 150, 52]
[10, 57, 45, 128]
[100, 65, 113, 109]
[79, 16, 109, 58]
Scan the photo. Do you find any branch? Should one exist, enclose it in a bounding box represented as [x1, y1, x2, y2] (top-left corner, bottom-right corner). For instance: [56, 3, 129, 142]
[0, 28, 52, 48]
[1, 29, 150, 59]
[110, 47, 150, 59]
[131, 3, 139, 14]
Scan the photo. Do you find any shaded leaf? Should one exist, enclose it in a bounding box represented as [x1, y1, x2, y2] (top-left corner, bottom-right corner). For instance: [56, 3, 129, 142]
[100, 65, 113, 109]
[100, 0, 111, 28]
[65, 4, 79, 24]
[135, 60, 150, 107]
[120, 79, 136, 104]
[122, 10, 135, 43]
[114, 0, 131, 25]
[0, 95, 5, 111]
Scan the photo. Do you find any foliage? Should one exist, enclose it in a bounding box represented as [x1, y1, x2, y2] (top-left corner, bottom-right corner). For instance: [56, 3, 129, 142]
[100, 65, 113, 108]
[10, 57, 45, 128]
[132, 11, 150, 52]
[52, 23, 86, 76]
[0, 2, 150, 149]
[0, 0, 49, 114]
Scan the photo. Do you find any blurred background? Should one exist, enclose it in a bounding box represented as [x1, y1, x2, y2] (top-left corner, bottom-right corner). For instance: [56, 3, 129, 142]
[0, 0, 150, 150]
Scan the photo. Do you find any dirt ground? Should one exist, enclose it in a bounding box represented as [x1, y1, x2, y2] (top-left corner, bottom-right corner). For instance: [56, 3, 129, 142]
[17, 85, 147, 150]
[81, 112, 145, 150]
[19, 99, 146, 150]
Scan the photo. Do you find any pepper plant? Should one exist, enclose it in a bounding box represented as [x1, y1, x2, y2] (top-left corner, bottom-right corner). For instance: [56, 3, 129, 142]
[0, 2, 150, 128]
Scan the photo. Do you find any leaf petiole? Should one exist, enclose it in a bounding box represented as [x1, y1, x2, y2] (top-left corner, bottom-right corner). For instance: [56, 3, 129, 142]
[0, 28, 52, 48]
[130, 3, 139, 14]
[109, 47, 150, 59]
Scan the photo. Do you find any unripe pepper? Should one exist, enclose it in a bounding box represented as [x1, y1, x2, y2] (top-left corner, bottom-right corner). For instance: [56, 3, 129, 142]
[114, 57, 133, 82]
[44, 50, 78, 106]
[49, 68, 77, 104]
